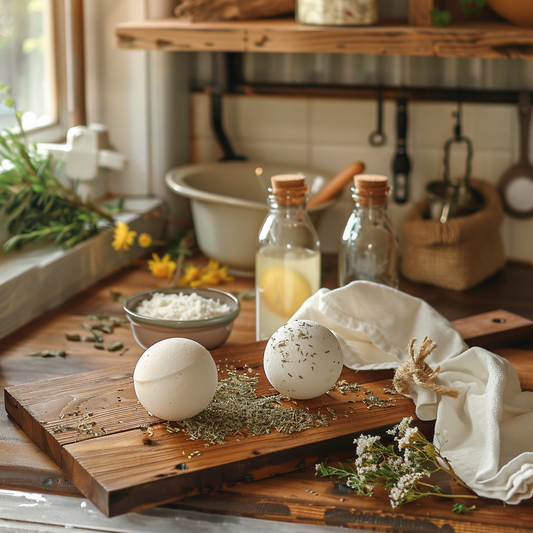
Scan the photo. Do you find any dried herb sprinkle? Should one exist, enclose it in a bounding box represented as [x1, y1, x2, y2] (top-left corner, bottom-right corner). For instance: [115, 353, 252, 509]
[170, 370, 329, 445]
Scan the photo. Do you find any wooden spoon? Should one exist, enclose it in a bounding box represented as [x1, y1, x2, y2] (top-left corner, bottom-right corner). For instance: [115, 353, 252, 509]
[307, 161, 366, 208]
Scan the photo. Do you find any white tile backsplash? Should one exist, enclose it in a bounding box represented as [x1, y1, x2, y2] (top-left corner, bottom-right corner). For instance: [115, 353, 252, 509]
[463, 103, 514, 152]
[310, 99, 376, 145]
[411, 102, 456, 149]
[224, 95, 309, 143]
[191, 93, 533, 262]
[239, 140, 309, 167]
[470, 150, 514, 187]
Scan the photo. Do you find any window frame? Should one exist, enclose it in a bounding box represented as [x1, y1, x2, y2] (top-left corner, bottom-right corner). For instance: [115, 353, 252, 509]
[23, 0, 85, 144]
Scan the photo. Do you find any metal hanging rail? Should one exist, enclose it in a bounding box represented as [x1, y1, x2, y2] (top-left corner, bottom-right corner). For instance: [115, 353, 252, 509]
[218, 83, 529, 105]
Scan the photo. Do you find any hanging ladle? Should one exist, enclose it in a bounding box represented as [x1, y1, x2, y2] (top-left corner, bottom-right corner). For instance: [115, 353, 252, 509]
[497, 90, 533, 218]
[369, 86, 387, 147]
[426, 105, 485, 223]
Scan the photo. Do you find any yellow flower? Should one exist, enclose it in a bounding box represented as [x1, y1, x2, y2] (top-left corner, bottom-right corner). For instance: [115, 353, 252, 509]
[148, 253, 176, 279]
[138, 233, 153, 248]
[112, 221, 137, 251]
[180, 260, 234, 287]
[178, 265, 201, 286]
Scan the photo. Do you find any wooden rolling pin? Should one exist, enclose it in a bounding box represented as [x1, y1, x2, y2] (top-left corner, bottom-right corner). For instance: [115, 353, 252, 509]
[307, 161, 366, 208]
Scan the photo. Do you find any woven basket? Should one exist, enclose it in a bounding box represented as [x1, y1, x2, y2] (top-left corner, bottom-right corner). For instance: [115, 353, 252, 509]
[401, 179, 506, 291]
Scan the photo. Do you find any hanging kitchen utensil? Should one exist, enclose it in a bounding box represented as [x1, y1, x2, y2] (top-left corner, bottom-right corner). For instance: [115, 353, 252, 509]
[369, 86, 387, 147]
[426, 105, 485, 224]
[498, 91, 533, 219]
[391, 96, 411, 203]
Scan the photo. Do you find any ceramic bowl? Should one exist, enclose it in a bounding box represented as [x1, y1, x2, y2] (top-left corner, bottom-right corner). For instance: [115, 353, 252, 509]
[124, 287, 240, 351]
[165, 161, 336, 277]
[487, 0, 533, 26]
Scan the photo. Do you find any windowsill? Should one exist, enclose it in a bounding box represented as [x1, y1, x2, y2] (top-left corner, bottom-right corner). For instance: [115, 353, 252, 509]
[0, 198, 166, 341]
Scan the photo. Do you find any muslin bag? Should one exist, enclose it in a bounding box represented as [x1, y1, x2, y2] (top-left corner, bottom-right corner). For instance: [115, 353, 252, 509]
[291, 281, 533, 503]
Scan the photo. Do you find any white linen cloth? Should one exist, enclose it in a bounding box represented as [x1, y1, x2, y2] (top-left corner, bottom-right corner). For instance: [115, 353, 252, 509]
[291, 281, 533, 504]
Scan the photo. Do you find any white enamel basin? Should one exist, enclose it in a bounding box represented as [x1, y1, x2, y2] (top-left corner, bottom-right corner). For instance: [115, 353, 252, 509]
[165, 161, 335, 276]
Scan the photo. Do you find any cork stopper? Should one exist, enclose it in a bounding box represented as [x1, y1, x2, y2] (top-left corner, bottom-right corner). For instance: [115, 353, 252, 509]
[354, 174, 390, 207]
[270, 174, 308, 206]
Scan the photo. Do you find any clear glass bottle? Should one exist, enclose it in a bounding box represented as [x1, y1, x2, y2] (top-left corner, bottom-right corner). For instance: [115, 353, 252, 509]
[339, 174, 399, 288]
[256, 175, 321, 341]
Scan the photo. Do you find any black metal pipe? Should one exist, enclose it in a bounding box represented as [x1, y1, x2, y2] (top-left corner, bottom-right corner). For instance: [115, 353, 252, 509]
[202, 82, 527, 105]
[210, 52, 246, 161]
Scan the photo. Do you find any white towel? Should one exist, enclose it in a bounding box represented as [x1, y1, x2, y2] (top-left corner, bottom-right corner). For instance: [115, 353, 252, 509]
[291, 281, 533, 504]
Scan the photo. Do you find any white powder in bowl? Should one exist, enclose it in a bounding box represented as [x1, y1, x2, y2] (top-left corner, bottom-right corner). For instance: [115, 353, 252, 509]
[136, 292, 232, 321]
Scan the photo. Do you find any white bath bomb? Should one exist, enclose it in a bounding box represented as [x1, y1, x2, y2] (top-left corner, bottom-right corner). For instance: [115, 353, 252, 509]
[133, 338, 218, 421]
[263, 320, 343, 400]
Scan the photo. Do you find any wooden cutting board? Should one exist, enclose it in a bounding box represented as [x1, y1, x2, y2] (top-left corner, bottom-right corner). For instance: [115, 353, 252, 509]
[5, 309, 533, 518]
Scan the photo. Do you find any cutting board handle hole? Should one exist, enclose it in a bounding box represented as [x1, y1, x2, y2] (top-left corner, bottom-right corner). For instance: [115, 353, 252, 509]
[492, 318, 506, 323]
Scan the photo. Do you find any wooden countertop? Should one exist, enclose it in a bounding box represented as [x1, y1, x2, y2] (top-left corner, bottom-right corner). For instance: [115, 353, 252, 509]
[1, 255, 533, 531]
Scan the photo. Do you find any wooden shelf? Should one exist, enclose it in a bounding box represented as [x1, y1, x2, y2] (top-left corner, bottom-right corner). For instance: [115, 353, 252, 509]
[115, 17, 533, 59]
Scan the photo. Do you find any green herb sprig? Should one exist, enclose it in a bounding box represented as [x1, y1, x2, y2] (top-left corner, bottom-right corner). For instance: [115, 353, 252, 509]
[316, 417, 477, 508]
[452, 502, 477, 514]
[432, 0, 487, 27]
[0, 86, 114, 253]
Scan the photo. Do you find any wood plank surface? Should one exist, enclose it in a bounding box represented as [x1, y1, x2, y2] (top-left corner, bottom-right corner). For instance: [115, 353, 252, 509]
[169, 468, 533, 533]
[5, 303, 533, 516]
[6, 344, 416, 517]
[114, 18, 533, 59]
[2, 257, 533, 531]
[453, 309, 533, 349]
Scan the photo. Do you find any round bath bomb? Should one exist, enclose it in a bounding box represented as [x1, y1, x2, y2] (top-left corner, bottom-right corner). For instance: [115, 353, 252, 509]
[263, 320, 343, 400]
[133, 338, 218, 421]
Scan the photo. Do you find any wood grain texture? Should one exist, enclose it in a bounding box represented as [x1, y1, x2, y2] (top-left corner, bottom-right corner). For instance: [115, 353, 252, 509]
[114, 18, 533, 59]
[6, 344, 415, 517]
[169, 467, 533, 533]
[0, 259, 256, 496]
[408, 0, 435, 27]
[5, 306, 533, 517]
[453, 309, 533, 349]
[2, 258, 533, 530]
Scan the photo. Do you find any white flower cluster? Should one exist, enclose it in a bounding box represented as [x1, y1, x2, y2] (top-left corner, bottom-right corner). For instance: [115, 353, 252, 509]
[389, 471, 429, 508]
[354, 434, 381, 457]
[397, 426, 419, 449]
[316, 415, 469, 510]
[386, 456, 403, 469]
[354, 458, 378, 476]
[387, 416, 413, 437]
[347, 477, 374, 494]
[387, 416, 419, 450]
[403, 449, 414, 468]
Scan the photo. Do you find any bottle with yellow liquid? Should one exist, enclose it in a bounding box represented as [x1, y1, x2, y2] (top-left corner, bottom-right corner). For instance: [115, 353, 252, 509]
[256, 174, 321, 341]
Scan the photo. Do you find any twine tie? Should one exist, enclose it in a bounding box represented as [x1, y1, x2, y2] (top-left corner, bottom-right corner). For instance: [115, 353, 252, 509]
[393, 337, 459, 399]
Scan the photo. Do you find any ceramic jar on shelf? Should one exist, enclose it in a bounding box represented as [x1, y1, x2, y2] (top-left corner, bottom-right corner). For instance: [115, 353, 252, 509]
[486, 0, 533, 26]
[296, 0, 378, 26]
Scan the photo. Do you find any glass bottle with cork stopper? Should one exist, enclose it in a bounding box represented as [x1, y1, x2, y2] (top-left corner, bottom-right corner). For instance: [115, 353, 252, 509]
[255, 174, 321, 341]
[339, 174, 399, 288]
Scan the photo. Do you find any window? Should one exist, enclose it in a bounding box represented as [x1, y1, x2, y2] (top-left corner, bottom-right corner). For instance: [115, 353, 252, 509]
[0, 0, 55, 131]
[0, 0, 83, 141]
